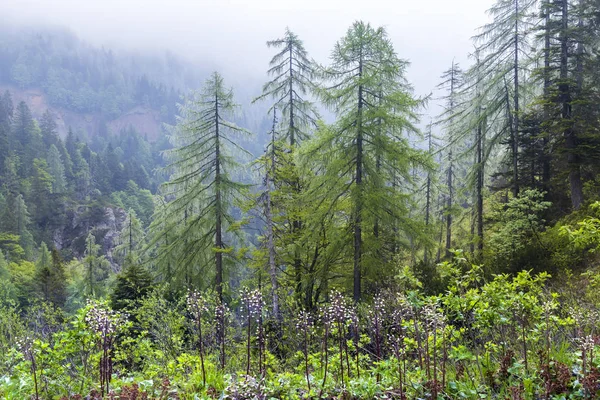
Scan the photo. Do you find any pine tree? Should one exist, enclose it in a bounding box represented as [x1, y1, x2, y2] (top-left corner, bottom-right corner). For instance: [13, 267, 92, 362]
[0, 91, 13, 177]
[34, 244, 66, 307]
[311, 21, 427, 301]
[46, 145, 67, 194]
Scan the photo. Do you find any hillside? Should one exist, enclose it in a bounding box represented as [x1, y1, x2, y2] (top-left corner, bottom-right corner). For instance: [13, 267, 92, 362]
[0, 25, 200, 139]
[4, 3, 600, 398]
[0, 84, 165, 140]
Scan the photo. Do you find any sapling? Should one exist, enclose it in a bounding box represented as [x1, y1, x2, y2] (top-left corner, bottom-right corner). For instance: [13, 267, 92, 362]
[186, 290, 209, 387]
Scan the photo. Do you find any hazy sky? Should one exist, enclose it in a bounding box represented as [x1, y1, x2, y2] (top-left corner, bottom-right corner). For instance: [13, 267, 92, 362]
[2, 0, 495, 115]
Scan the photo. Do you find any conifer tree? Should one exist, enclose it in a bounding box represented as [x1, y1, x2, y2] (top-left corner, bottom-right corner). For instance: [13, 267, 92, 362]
[81, 232, 111, 298]
[46, 145, 67, 194]
[437, 61, 463, 256]
[39, 110, 59, 148]
[111, 262, 153, 311]
[254, 28, 320, 308]
[35, 244, 66, 307]
[114, 209, 145, 266]
[11, 101, 41, 177]
[29, 159, 54, 230]
[474, 0, 538, 196]
[156, 72, 250, 300]
[0, 91, 13, 177]
[311, 21, 427, 301]
[254, 28, 319, 145]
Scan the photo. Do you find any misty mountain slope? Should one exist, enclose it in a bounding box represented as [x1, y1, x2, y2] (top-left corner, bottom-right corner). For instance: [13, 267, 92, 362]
[0, 25, 199, 138]
[0, 25, 273, 153]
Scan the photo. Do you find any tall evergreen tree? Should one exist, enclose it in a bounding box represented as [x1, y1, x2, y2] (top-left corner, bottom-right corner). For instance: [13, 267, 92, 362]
[46, 145, 67, 194]
[437, 61, 464, 256]
[29, 159, 54, 231]
[11, 101, 41, 177]
[39, 110, 59, 148]
[34, 244, 66, 307]
[0, 91, 13, 176]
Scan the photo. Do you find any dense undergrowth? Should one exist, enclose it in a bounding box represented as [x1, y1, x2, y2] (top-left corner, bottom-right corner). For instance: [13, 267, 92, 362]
[3, 251, 600, 400]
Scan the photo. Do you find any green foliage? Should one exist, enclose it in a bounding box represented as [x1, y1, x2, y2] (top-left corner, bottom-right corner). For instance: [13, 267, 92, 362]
[151, 72, 251, 294]
[486, 189, 551, 273]
[111, 262, 154, 311]
[306, 21, 430, 299]
[69, 233, 112, 301]
[0, 27, 186, 120]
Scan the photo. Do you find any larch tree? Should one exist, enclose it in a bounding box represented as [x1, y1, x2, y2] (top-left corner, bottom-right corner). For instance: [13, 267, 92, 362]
[437, 61, 463, 257]
[253, 28, 320, 308]
[115, 209, 145, 266]
[310, 21, 427, 302]
[474, 0, 538, 197]
[157, 72, 250, 369]
[254, 28, 319, 146]
[156, 71, 250, 301]
[81, 232, 111, 299]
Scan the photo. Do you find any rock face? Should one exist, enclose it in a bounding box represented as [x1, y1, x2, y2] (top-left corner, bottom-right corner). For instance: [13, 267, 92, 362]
[52, 205, 127, 271]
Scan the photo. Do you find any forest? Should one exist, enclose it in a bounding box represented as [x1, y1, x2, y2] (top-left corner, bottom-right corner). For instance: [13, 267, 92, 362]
[2, 0, 600, 398]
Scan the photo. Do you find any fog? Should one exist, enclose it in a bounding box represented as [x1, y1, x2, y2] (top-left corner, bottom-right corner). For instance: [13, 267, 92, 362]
[2, 0, 494, 116]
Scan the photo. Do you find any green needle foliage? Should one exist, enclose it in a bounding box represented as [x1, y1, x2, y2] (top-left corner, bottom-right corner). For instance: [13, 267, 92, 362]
[308, 21, 430, 301]
[152, 72, 251, 300]
[254, 28, 319, 146]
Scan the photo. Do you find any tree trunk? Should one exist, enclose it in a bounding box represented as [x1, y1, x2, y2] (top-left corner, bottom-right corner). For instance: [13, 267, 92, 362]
[354, 53, 364, 303]
[542, 4, 552, 190]
[445, 150, 453, 257]
[513, 0, 520, 197]
[215, 92, 223, 302]
[266, 110, 280, 323]
[476, 115, 484, 256]
[560, 0, 583, 209]
[424, 128, 432, 265]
